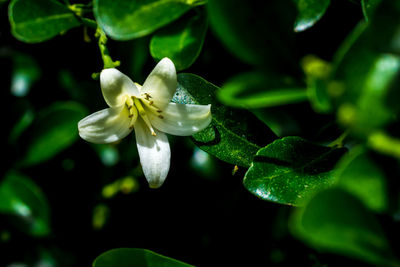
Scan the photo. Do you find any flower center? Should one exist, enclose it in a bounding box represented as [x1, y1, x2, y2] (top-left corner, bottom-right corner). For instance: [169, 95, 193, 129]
[125, 93, 164, 137]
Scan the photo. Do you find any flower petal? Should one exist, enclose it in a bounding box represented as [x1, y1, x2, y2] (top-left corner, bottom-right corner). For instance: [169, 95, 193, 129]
[141, 58, 177, 110]
[147, 103, 212, 136]
[134, 118, 171, 188]
[100, 68, 140, 107]
[78, 106, 133, 144]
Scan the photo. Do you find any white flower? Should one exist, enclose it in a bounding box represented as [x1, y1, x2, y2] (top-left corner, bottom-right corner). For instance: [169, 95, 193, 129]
[78, 58, 211, 188]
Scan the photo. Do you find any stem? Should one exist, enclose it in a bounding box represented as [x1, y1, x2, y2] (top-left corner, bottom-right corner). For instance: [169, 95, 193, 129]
[328, 130, 349, 148]
[95, 28, 120, 69]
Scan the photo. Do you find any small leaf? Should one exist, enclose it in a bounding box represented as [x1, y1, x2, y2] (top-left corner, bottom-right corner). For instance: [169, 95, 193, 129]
[291, 188, 399, 266]
[93, 248, 193, 267]
[243, 136, 346, 205]
[335, 147, 388, 212]
[294, 0, 331, 32]
[175, 73, 276, 167]
[0, 171, 50, 236]
[217, 72, 307, 109]
[94, 0, 194, 40]
[150, 9, 208, 71]
[20, 102, 88, 166]
[9, 0, 81, 43]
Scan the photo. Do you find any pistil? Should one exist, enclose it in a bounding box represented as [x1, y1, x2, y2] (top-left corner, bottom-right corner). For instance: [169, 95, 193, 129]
[133, 97, 157, 136]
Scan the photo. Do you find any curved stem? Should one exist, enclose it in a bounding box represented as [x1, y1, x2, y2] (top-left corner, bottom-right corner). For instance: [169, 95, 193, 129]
[95, 28, 120, 69]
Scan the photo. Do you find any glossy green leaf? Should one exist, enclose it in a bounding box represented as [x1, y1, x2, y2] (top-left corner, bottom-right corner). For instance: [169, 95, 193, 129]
[291, 188, 398, 266]
[175, 73, 276, 167]
[207, 0, 296, 66]
[150, 9, 208, 71]
[20, 102, 88, 166]
[9, 0, 81, 43]
[93, 248, 193, 267]
[335, 147, 388, 212]
[294, 0, 330, 32]
[0, 171, 50, 236]
[94, 0, 195, 40]
[217, 72, 307, 109]
[243, 136, 346, 205]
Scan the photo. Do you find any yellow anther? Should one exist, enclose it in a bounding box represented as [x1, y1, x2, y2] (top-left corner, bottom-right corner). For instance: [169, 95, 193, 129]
[128, 104, 138, 130]
[126, 96, 134, 109]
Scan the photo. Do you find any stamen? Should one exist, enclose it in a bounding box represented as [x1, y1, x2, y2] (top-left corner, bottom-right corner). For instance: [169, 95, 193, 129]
[126, 96, 138, 130]
[125, 96, 134, 109]
[133, 97, 157, 136]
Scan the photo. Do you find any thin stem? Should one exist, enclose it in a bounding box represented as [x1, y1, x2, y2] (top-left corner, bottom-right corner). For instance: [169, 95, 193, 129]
[328, 130, 349, 148]
[95, 28, 120, 69]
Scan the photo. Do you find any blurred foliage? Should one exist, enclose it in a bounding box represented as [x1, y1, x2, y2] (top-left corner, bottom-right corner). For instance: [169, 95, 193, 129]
[2, 0, 400, 266]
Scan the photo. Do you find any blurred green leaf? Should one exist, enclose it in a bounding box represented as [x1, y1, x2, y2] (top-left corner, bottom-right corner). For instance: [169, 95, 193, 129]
[302, 55, 334, 113]
[8, 0, 81, 43]
[361, 0, 382, 21]
[207, 0, 296, 66]
[175, 73, 276, 167]
[0, 171, 50, 236]
[94, 0, 194, 40]
[11, 53, 41, 97]
[20, 102, 88, 166]
[332, 1, 400, 134]
[243, 136, 346, 205]
[9, 107, 34, 144]
[93, 248, 193, 267]
[217, 72, 307, 109]
[150, 9, 208, 71]
[335, 147, 388, 212]
[294, 0, 330, 32]
[291, 188, 398, 266]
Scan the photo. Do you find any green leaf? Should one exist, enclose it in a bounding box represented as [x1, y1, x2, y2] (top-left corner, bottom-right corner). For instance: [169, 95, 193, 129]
[291, 188, 399, 266]
[150, 9, 208, 71]
[94, 0, 194, 40]
[294, 0, 331, 32]
[243, 136, 346, 205]
[361, 0, 382, 22]
[207, 0, 296, 66]
[301, 55, 334, 113]
[217, 72, 307, 109]
[9, 0, 81, 43]
[335, 147, 388, 213]
[0, 171, 50, 236]
[333, 1, 400, 134]
[93, 248, 194, 267]
[175, 73, 276, 167]
[11, 53, 41, 97]
[20, 102, 88, 166]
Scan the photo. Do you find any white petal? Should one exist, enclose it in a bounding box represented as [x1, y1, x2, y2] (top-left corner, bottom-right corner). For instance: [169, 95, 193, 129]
[141, 58, 177, 110]
[78, 106, 132, 144]
[134, 118, 170, 188]
[100, 68, 140, 107]
[147, 103, 212, 136]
